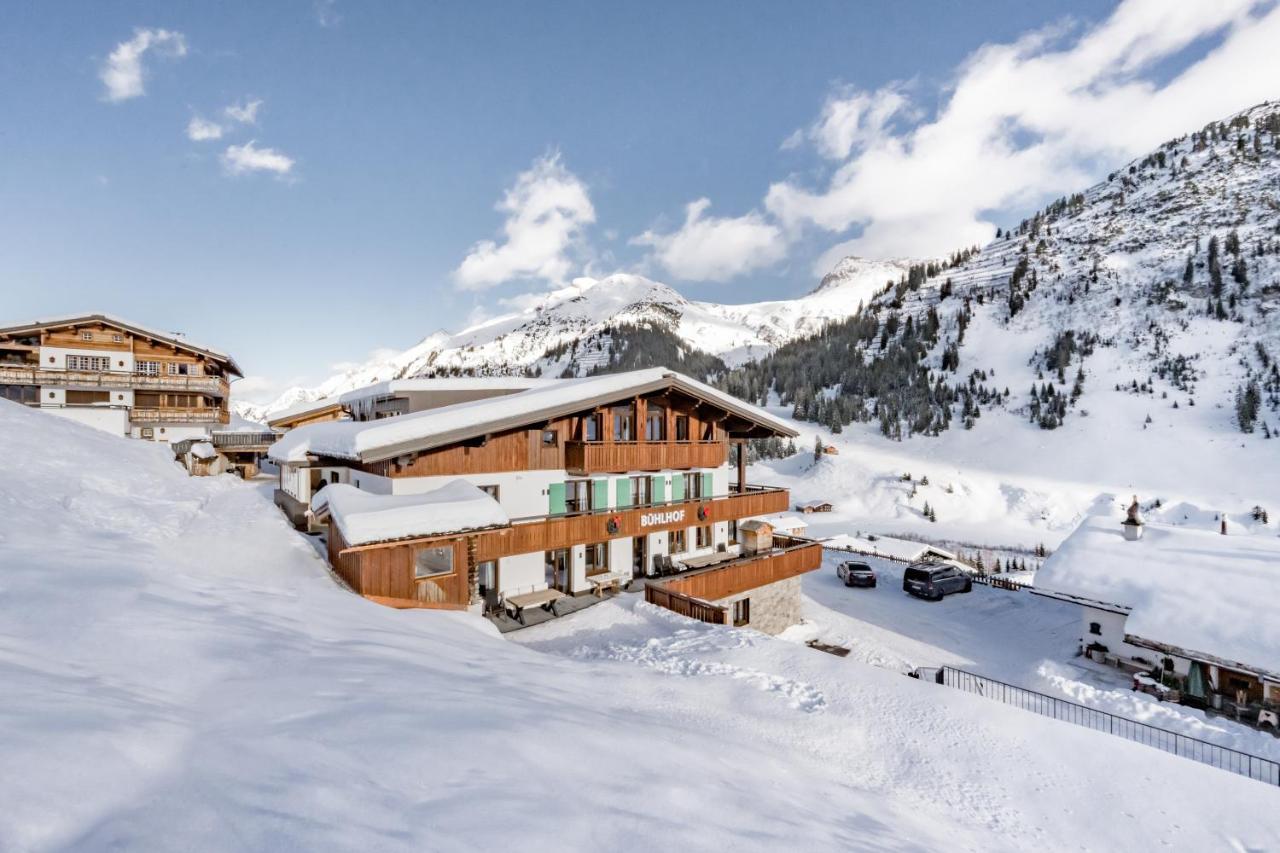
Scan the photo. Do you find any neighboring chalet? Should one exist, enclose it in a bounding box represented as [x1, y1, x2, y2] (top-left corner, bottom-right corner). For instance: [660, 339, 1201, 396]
[797, 499, 834, 514]
[268, 368, 821, 633]
[0, 314, 240, 442]
[1035, 497, 1280, 709]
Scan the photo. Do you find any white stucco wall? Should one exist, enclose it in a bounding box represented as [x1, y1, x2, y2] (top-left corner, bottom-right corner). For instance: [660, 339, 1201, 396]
[41, 406, 129, 436]
[498, 552, 545, 596]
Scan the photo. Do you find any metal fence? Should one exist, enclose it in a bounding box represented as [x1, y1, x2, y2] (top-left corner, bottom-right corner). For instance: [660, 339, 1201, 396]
[940, 666, 1280, 786]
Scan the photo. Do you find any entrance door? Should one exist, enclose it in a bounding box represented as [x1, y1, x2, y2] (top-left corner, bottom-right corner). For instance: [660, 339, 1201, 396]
[632, 536, 648, 577]
[545, 548, 570, 593]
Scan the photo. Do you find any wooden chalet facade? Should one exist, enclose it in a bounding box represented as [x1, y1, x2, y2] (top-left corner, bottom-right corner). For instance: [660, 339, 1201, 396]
[273, 369, 821, 633]
[0, 314, 241, 442]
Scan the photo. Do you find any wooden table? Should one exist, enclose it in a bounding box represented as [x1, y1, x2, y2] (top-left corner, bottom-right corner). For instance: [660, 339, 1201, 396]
[586, 571, 628, 597]
[503, 589, 566, 625]
[679, 547, 742, 571]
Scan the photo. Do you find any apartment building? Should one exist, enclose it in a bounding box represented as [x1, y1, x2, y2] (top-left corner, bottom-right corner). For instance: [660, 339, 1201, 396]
[268, 368, 821, 633]
[0, 314, 241, 442]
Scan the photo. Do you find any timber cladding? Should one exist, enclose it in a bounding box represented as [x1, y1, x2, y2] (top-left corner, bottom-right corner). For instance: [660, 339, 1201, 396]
[660, 543, 822, 602]
[328, 525, 471, 609]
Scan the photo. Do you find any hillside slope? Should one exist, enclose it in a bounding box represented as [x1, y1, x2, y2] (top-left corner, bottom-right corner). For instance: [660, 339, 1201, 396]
[3, 400, 1278, 850]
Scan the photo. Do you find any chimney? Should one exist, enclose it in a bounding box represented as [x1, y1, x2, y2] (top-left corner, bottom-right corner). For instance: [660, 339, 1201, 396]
[1220, 518, 1227, 536]
[1122, 495, 1144, 541]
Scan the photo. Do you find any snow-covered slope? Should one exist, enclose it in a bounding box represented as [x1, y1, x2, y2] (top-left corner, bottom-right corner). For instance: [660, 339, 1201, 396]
[4, 400, 1279, 850]
[237, 259, 911, 420]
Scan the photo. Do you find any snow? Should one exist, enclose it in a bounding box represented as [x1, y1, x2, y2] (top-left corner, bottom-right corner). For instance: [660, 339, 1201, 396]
[741, 511, 809, 532]
[312, 481, 508, 546]
[1036, 495, 1280, 671]
[5, 399, 1280, 850]
[270, 368, 795, 463]
[822, 533, 955, 563]
[189, 441, 217, 460]
[3, 311, 234, 361]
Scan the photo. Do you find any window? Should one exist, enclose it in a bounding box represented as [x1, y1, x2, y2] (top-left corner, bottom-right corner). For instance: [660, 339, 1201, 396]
[1089, 622, 1102, 636]
[136, 361, 160, 376]
[166, 362, 201, 376]
[612, 405, 634, 441]
[583, 413, 603, 442]
[0, 385, 37, 404]
[66, 355, 111, 371]
[645, 404, 665, 441]
[671, 528, 687, 553]
[477, 561, 497, 600]
[66, 390, 110, 405]
[696, 525, 712, 549]
[585, 541, 609, 576]
[415, 546, 454, 580]
[564, 480, 593, 514]
[478, 484, 500, 501]
[135, 392, 161, 407]
[80, 331, 93, 341]
[688, 471, 705, 499]
[675, 414, 690, 441]
[541, 429, 557, 446]
[630, 475, 651, 506]
[732, 598, 750, 627]
[140, 427, 154, 439]
[727, 519, 738, 543]
[111, 334, 123, 343]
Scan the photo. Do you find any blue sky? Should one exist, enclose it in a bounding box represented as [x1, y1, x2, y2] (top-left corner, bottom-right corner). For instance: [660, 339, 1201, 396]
[2, 0, 1277, 402]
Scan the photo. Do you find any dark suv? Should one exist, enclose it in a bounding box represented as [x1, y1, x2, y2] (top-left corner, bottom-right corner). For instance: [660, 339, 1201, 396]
[902, 562, 972, 601]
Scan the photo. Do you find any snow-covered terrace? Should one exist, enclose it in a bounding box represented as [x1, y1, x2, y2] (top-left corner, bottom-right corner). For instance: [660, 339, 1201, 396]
[310, 481, 509, 546]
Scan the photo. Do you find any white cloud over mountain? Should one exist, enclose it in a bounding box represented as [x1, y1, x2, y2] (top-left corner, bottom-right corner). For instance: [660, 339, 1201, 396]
[454, 153, 596, 290]
[632, 199, 787, 282]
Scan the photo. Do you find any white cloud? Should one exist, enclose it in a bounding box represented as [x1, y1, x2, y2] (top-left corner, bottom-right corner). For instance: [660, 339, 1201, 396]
[99, 28, 187, 102]
[224, 99, 262, 124]
[764, 0, 1280, 264]
[453, 153, 596, 290]
[221, 141, 296, 176]
[315, 0, 342, 28]
[186, 116, 224, 141]
[632, 199, 788, 282]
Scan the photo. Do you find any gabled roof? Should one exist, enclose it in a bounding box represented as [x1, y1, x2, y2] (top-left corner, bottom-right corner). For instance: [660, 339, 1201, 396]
[266, 376, 553, 427]
[270, 368, 798, 464]
[0, 313, 242, 376]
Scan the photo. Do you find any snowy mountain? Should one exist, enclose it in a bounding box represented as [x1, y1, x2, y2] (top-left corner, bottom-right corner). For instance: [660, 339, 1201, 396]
[732, 99, 1280, 441]
[234, 258, 911, 420]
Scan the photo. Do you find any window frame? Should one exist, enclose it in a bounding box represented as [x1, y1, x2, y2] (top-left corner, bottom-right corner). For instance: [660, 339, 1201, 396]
[732, 598, 750, 627]
[414, 545, 455, 581]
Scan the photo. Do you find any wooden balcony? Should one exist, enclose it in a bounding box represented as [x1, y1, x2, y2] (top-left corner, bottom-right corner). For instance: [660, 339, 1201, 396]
[565, 439, 727, 474]
[658, 540, 823, 602]
[470, 485, 791, 562]
[131, 407, 230, 425]
[0, 365, 228, 396]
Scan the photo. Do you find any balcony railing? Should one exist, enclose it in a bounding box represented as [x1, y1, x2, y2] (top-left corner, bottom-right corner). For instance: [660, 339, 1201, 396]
[131, 408, 230, 424]
[657, 541, 823, 603]
[472, 486, 791, 562]
[565, 439, 728, 474]
[0, 365, 228, 396]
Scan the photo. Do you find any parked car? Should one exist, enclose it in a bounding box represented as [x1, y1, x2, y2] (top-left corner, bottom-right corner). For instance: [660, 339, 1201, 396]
[902, 562, 972, 600]
[836, 560, 877, 588]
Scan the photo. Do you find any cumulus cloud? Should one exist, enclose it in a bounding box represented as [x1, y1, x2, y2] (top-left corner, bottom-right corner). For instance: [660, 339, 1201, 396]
[224, 99, 262, 124]
[632, 199, 788, 282]
[765, 0, 1280, 264]
[221, 141, 295, 176]
[99, 28, 187, 102]
[453, 153, 596, 290]
[186, 116, 224, 141]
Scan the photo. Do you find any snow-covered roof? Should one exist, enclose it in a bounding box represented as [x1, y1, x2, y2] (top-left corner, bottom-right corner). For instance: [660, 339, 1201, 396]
[189, 441, 218, 460]
[270, 368, 797, 464]
[820, 534, 957, 563]
[311, 481, 509, 547]
[797, 499, 833, 508]
[0, 313, 241, 376]
[1037, 497, 1280, 672]
[266, 376, 555, 426]
[743, 512, 809, 531]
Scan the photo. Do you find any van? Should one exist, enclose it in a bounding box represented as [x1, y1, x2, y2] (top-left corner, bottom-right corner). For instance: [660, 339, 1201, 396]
[902, 562, 972, 601]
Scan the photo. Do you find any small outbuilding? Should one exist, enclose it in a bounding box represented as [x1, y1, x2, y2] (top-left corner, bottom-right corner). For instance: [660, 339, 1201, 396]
[796, 499, 834, 514]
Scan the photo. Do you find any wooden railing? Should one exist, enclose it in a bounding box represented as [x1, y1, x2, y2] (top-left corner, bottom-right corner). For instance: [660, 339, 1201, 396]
[565, 440, 728, 474]
[210, 431, 279, 447]
[644, 584, 728, 625]
[132, 407, 230, 424]
[660, 541, 823, 602]
[0, 365, 228, 395]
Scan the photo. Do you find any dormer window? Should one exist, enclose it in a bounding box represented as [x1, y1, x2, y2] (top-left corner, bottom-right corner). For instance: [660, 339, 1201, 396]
[80, 332, 93, 341]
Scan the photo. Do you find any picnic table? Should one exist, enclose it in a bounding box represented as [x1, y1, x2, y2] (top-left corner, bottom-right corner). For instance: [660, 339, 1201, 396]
[585, 571, 628, 597]
[503, 589, 566, 625]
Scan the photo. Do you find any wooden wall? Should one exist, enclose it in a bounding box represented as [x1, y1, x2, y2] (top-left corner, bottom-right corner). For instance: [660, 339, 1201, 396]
[328, 526, 472, 609]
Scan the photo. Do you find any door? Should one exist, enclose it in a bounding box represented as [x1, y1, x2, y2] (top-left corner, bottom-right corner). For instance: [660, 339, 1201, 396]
[545, 549, 570, 592]
[632, 536, 648, 577]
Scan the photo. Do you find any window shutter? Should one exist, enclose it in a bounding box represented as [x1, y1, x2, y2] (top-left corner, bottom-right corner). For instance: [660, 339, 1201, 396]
[615, 478, 631, 508]
[701, 472, 714, 498]
[593, 478, 609, 509]
[671, 473, 685, 502]
[651, 475, 666, 504]
[548, 482, 566, 515]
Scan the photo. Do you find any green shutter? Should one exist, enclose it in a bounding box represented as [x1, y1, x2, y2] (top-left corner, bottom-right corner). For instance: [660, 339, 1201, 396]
[652, 475, 666, 504]
[593, 478, 609, 510]
[548, 482, 566, 515]
[616, 478, 632, 508]
[701, 472, 714, 499]
[671, 473, 685, 502]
